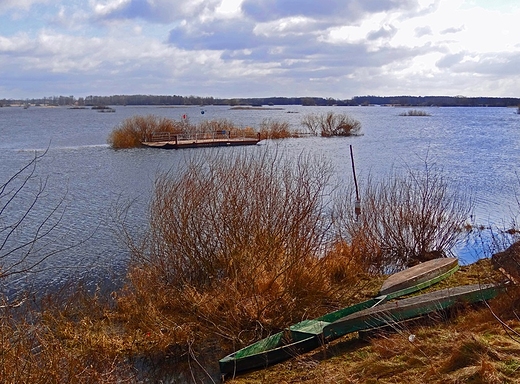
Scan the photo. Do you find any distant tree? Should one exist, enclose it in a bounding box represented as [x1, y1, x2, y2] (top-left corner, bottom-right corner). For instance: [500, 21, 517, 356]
[301, 97, 317, 106]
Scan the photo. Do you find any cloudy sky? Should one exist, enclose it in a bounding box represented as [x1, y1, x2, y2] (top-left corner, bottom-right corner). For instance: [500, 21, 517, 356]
[1, 0, 519, 99]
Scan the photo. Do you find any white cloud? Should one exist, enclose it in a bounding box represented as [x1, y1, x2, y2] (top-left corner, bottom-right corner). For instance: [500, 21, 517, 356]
[0, 0, 519, 98]
[0, 0, 50, 13]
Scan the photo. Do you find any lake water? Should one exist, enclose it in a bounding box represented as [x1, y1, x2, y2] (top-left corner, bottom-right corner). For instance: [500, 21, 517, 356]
[1, 105, 519, 295]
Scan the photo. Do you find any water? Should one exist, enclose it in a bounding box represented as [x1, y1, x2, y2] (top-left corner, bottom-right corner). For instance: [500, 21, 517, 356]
[0, 105, 519, 294]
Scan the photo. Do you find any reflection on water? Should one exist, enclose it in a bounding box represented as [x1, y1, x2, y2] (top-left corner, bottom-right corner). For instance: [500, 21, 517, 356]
[0, 105, 519, 293]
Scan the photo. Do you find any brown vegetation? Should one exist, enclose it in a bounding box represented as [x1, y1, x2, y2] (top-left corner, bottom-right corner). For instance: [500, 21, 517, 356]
[108, 115, 298, 148]
[399, 109, 432, 117]
[107, 114, 184, 149]
[122, 151, 368, 346]
[258, 118, 298, 139]
[301, 112, 362, 137]
[335, 164, 472, 271]
[1, 150, 519, 382]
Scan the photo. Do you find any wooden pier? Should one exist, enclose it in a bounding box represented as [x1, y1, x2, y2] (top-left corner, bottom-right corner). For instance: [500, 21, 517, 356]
[141, 131, 261, 149]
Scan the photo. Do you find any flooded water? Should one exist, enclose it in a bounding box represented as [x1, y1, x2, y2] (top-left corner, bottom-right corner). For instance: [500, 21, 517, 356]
[0, 104, 519, 294]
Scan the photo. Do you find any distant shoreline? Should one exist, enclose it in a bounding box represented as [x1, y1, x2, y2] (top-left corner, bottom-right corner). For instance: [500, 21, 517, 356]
[2, 94, 519, 109]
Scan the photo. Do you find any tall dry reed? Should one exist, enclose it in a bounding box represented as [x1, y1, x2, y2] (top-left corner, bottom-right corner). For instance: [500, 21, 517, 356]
[107, 114, 185, 148]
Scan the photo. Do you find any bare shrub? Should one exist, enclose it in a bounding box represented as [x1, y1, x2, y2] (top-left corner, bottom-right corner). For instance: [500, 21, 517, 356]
[107, 115, 185, 148]
[335, 164, 473, 272]
[301, 112, 361, 137]
[259, 118, 296, 139]
[0, 151, 68, 283]
[123, 149, 369, 349]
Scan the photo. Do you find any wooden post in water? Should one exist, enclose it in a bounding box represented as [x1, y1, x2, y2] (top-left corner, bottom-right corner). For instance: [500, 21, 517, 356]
[350, 145, 361, 219]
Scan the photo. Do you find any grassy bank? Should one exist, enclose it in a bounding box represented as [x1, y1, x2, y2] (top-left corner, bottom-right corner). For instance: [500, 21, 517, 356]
[228, 259, 520, 383]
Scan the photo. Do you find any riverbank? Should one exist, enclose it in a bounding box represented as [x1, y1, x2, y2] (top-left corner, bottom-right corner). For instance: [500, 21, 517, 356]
[226, 258, 520, 384]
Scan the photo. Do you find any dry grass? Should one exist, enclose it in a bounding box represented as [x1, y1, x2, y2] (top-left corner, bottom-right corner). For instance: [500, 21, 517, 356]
[228, 261, 520, 384]
[258, 118, 298, 139]
[107, 114, 185, 148]
[0, 289, 136, 383]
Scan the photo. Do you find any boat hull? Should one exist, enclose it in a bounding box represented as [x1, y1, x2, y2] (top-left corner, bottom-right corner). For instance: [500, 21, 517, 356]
[323, 284, 499, 340]
[219, 332, 322, 376]
[379, 257, 459, 296]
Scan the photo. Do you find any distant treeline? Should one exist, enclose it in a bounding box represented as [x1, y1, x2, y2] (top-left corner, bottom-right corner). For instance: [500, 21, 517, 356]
[2, 94, 519, 108]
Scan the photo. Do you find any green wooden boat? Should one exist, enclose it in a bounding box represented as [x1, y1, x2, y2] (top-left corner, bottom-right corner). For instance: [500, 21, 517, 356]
[323, 283, 500, 340]
[219, 258, 459, 376]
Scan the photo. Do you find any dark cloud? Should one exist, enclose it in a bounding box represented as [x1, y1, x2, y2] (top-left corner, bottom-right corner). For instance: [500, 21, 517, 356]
[242, 0, 417, 23]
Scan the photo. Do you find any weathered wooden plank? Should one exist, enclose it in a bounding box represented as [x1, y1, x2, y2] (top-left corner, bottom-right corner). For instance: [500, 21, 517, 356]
[379, 257, 459, 296]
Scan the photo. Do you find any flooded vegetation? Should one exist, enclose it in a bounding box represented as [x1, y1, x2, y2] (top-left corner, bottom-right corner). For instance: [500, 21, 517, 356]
[1, 146, 520, 382]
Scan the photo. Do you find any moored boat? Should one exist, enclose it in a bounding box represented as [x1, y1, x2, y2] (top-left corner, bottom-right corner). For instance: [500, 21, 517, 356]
[379, 257, 459, 296]
[219, 258, 460, 376]
[323, 283, 500, 341]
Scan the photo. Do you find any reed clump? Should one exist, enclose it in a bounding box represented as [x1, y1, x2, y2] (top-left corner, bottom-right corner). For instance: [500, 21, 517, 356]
[399, 109, 431, 116]
[258, 118, 298, 139]
[119, 150, 373, 356]
[301, 112, 361, 137]
[107, 114, 184, 149]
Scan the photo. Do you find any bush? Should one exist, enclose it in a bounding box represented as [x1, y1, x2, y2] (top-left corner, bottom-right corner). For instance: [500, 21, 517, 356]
[122, 150, 371, 349]
[107, 115, 185, 149]
[399, 109, 431, 116]
[301, 112, 361, 137]
[335, 164, 473, 272]
[259, 118, 297, 139]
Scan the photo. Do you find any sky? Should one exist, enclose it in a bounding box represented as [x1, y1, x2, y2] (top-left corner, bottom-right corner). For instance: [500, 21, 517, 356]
[0, 0, 519, 99]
